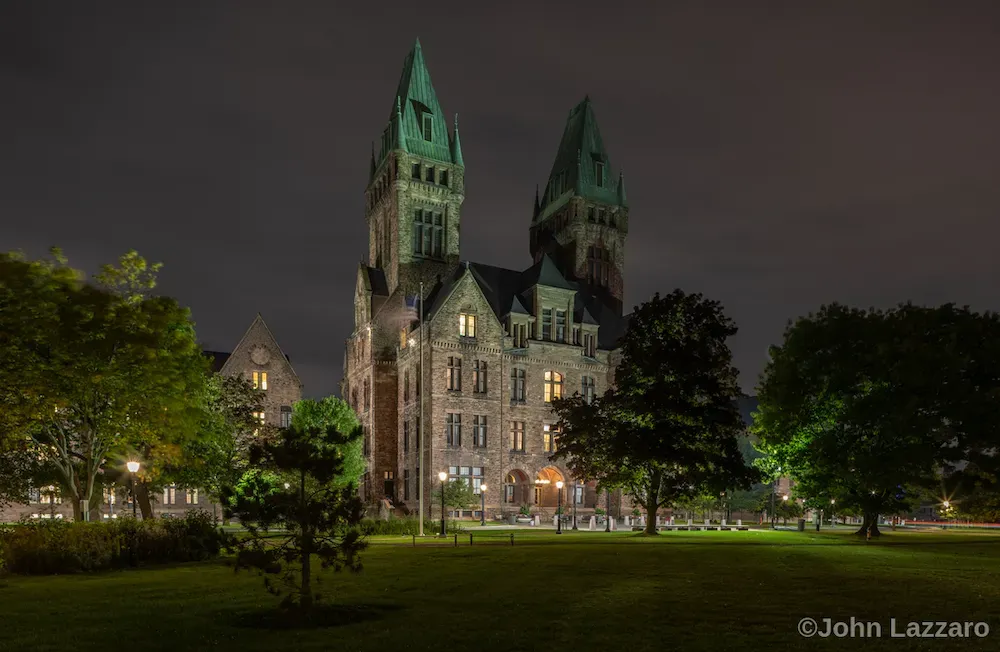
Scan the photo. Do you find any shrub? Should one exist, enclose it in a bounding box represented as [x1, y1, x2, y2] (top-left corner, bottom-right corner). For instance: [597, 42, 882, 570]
[358, 518, 461, 536]
[0, 510, 227, 575]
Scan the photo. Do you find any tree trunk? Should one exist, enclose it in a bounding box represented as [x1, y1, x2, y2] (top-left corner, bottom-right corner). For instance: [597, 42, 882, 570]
[854, 511, 881, 537]
[300, 532, 312, 612]
[136, 482, 154, 519]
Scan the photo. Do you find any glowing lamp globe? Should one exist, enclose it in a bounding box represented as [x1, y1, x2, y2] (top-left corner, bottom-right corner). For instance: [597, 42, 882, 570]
[126, 461, 140, 473]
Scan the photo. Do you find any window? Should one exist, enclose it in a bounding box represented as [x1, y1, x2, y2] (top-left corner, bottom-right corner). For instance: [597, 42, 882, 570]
[543, 424, 559, 453]
[512, 322, 527, 348]
[594, 160, 605, 187]
[384, 471, 395, 499]
[252, 411, 265, 424]
[186, 488, 199, 505]
[510, 367, 526, 403]
[163, 484, 176, 505]
[582, 376, 596, 404]
[422, 114, 433, 141]
[404, 370, 410, 401]
[582, 332, 597, 357]
[447, 356, 462, 391]
[400, 328, 408, 349]
[404, 469, 410, 500]
[425, 166, 435, 182]
[446, 413, 462, 447]
[588, 206, 596, 222]
[556, 310, 566, 343]
[588, 245, 611, 287]
[510, 421, 525, 451]
[450, 466, 485, 494]
[544, 371, 563, 403]
[440, 169, 449, 187]
[252, 371, 268, 391]
[280, 406, 292, 428]
[459, 313, 476, 338]
[572, 326, 580, 345]
[473, 359, 487, 393]
[363, 379, 370, 410]
[473, 415, 487, 448]
[412, 208, 444, 258]
[411, 162, 421, 179]
[575, 484, 583, 505]
[403, 420, 410, 453]
[542, 308, 552, 340]
[505, 482, 515, 504]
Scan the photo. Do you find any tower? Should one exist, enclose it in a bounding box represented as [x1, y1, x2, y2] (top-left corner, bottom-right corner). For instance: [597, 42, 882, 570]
[365, 40, 465, 297]
[529, 97, 628, 315]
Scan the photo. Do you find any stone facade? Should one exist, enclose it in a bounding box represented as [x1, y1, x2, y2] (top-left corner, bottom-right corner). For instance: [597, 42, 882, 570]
[342, 41, 632, 520]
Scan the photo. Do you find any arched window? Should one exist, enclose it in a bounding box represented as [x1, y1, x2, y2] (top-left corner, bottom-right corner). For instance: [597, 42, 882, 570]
[543, 371, 563, 403]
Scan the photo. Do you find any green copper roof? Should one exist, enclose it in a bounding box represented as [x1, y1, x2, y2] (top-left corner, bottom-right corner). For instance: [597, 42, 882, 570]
[379, 40, 461, 166]
[537, 97, 625, 219]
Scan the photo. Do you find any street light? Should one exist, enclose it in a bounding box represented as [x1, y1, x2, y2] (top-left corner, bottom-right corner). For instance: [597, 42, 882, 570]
[556, 481, 564, 534]
[830, 498, 836, 527]
[480, 483, 487, 526]
[438, 471, 448, 536]
[571, 481, 578, 530]
[126, 460, 141, 517]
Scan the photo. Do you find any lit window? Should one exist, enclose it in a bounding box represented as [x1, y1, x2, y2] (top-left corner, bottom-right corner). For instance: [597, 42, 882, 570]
[544, 371, 563, 403]
[186, 488, 199, 505]
[163, 484, 176, 505]
[252, 411, 265, 424]
[459, 313, 476, 338]
[510, 421, 525, 451]
[252, 371, 268, 390]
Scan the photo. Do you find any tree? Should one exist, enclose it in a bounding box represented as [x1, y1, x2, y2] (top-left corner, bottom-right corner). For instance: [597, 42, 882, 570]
[223, 407, 367, 613]
[753, 303, 1000, 536]
[554, 291, 758, 535]
[290, 397, 366, 489]
[432, 478, 478, 516]
[173, 374, 267, 519]
[0, 249, 209, 520]
[0, 438, 38, 509]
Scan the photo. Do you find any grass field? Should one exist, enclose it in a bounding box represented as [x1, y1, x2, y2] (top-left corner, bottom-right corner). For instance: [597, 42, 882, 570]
[2, 528, 999, 651]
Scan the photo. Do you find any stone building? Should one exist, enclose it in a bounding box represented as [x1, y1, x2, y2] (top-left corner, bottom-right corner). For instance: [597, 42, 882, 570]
[342, 40, 631, 520]
[1, 314, 302, 522]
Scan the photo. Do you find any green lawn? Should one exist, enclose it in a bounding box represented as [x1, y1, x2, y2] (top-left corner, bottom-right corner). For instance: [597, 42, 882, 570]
[2, 528, 999, 651]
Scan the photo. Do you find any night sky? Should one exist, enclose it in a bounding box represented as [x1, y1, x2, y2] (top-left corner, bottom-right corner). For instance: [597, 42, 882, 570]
[3, 2, 999, 398]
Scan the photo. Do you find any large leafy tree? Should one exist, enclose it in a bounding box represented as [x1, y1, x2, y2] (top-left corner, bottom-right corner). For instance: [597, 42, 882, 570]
[554, 291, 757, 535]
[753, 303, 1000, 536]
[223, 402, 366, 613]
[0, 249, 209, 520]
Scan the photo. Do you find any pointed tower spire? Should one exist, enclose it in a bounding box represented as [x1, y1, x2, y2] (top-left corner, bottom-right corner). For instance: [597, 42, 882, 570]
[393, 96, 408, 152]
[533, 185, 541, 219]
[450, 113, 464, 167]
[617, 170, 627, 205]
[369, 142, 376, 180]
[388, 40, 449, 163]
[575, 148, 584, 194]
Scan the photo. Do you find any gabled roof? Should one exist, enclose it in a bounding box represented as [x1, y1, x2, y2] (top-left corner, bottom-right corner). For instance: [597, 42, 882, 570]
[420, 260, 629, 351]
[537, 97, 626, 221]
[380, 40, 461, 166]
[219, 314, 302, 388]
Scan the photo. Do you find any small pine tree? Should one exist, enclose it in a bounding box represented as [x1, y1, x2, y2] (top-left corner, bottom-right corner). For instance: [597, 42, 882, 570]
[223, 413, 366, 613]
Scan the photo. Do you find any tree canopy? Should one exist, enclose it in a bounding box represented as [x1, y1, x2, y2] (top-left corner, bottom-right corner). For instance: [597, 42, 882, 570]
[554, 290, 757, 535]
[753, 303, 1000, 535]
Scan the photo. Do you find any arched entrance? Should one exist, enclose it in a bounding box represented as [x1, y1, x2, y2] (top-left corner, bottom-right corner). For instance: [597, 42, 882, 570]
[504, 469, 530, 506]
[534, 466, 565, 508]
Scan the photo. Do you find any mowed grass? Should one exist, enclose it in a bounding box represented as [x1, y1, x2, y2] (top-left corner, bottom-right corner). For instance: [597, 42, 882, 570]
[2, 528, 1000, 652]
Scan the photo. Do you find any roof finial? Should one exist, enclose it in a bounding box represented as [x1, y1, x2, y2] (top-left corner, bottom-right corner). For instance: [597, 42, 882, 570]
[617, 169, 627, 205]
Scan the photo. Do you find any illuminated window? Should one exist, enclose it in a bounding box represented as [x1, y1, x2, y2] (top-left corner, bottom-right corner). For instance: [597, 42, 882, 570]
[446, 413, 462, 447]
[252, 411, 265, 424]
[459, 313, 476, 338]
[163, 484, 176, 505]
[252, 371, 268, 390]
[400, 328, 408, 349]
[543, 371, 563, 403]
[543, 425, 554, 453]
[510, 421, 525, 451]
[186, 488, 199, 505]
[447, 356, 462, 391]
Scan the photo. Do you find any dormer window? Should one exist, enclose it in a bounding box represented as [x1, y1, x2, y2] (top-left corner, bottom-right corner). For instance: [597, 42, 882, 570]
[422, 114, 433, 141]
[594, 161, 605, 187]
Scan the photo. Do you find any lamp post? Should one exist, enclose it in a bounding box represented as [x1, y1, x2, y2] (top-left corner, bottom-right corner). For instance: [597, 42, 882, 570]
[556, 481, 564, 534]
[47, 485, 56, 519]
[126, 461, 140, 517]
[438, 471, 447, 536]
[480, 484, 487, 526]
[605, 489, 611, 532]
[781, 493, 789, 527]
[572, 481, 578, 530]
[830, 498, 836, 527]
[771, 466, 781, 529]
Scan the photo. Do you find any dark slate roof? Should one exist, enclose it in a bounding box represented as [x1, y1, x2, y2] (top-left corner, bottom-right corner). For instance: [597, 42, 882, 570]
[365, 266, 389, 296]
[424, 258, 629, 352]
[205, 351, 230, 373]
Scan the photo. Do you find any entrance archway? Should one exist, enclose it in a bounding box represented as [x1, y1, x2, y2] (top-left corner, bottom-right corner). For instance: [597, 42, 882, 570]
[504, 469, 530, 506]
[534, 466, 565, 508]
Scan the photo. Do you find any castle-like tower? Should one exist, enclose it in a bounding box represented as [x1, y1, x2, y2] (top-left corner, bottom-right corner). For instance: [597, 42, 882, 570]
[529, 97, 629, 316]
[344, 41, 630, 519]
[365, 39, 465, 297]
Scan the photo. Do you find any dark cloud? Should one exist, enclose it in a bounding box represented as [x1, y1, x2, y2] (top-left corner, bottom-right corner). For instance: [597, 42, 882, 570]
[3, 1, 999, 396]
